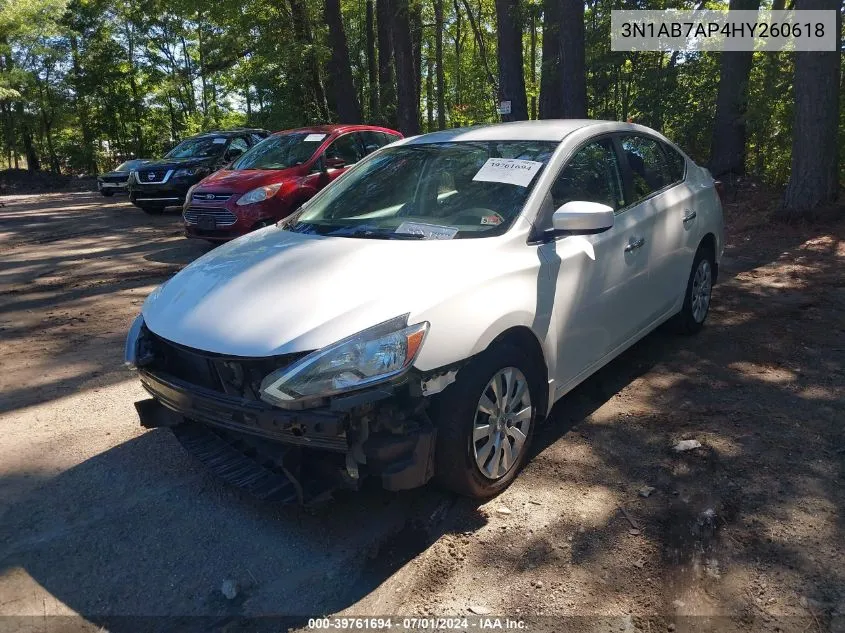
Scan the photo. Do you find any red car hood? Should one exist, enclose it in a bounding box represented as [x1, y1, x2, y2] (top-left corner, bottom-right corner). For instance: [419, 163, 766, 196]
[195, 167, 302, 193]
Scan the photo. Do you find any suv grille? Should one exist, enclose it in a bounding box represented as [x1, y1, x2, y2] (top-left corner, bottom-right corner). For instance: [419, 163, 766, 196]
[146, 330, 310, 401]
[137, 169, 170, 183]
[183, 207, 238, 227]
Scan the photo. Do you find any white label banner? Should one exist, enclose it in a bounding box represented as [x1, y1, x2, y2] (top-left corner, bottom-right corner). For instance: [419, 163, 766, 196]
[611, 10, 836, 51]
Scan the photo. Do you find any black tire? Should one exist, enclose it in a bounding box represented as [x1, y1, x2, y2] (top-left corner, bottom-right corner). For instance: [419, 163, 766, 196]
[101, 189, 114, 197]
[139, 206, 163, 215]
[430, 343, 541, 499]
[672, 243, 716, 335]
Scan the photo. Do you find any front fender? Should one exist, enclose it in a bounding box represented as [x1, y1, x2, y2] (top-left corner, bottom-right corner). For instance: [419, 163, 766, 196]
[410, 255, 555, 379]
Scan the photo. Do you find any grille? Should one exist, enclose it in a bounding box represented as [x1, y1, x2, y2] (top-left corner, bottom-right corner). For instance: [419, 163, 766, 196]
[146, 330, 310, 401]
[183, 207, 238, 227]
[192, 192, 233, 202]
[101, 174, 129, 184]
[138, 169, 170, 183]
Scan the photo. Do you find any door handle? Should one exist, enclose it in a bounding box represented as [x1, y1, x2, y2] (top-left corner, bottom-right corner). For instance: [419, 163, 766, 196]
[624, 237, 645, 253]
[682, 209, 697, 222]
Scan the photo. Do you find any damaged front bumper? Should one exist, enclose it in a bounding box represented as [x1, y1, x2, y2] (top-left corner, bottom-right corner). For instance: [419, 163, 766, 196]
[136, 368, 437, 502]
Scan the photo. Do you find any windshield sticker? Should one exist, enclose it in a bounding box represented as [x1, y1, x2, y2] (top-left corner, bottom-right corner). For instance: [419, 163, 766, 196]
[395, 221, 458, 240]
[472, 158, 543, 187]
[212, 137, 227, 144]
[304, 133, 327, 142]
[480, 213, 503, 226]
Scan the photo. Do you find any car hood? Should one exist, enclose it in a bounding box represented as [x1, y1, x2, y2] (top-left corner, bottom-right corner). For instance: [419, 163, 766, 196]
[142, 225, 509, 357]
[195, 168, 301, 193]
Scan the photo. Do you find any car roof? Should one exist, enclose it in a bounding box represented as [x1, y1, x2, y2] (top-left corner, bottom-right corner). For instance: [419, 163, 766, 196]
[404, 119, 625, 144]
[187, 128, 269, 139]
[270, 124, 401, 137]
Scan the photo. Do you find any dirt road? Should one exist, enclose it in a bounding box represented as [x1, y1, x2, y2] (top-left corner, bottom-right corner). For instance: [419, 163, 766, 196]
[1, 191, 843, 633]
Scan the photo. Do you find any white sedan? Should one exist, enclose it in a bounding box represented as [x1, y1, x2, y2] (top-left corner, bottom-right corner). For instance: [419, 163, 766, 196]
[126, 120, 724, 501]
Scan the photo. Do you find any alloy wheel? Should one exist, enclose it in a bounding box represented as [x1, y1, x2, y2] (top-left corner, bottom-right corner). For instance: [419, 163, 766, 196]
[691, 258, 712, 323]
[472, 367, 532, 480]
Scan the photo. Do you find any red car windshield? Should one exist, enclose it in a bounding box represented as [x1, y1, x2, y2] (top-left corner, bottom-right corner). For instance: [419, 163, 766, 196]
[231, 132, 326, 170]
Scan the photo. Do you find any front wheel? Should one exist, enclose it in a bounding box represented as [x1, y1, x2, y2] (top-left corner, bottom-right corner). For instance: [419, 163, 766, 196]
[431, 343, 540, 499]
[673, 244, 715, 334]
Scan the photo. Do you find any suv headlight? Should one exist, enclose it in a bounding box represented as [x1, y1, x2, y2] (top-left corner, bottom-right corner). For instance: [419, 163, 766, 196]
[236, 183, 282, 206]
[174, 166, 207, 178]
[259, 314, 428, 405]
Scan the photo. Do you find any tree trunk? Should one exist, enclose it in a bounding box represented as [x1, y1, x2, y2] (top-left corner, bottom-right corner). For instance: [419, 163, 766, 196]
[460, 0, 497, 91]
[426, 55, 434, 130]
[709, 0, 761, 177]
[529, 4, 537, 119]
[453, 0, 463, 120]
[324, 0, 363, 122]
[410, 2, 423, 108]
[539, 0, 562, 118]
[495, 0, 528, 121]
[754, 0, 785, 174]
[434, 0, 446, 128]
[366, 0, 379, 121]
[376, 0, 397, 126]
[392, 0, 420, 134]
[539, 0, 586, 118]
[288, 0, 330, 120]
[17, 101, 39, 171]
[781, 0, 840, 216]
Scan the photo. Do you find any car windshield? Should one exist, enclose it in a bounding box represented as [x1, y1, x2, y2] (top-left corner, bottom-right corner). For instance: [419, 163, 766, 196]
[165, 137, 226, 159]
[231, 132, 327, 170]
[287, 141, 557, 240]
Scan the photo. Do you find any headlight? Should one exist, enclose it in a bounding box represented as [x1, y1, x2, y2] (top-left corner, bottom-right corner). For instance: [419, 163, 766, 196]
[236, 183, 283, 206]
[124, 314, 145, 369]
[259, 314, 428, 405]
[174, 167, 207, 178]
[184, 184, 198, 207]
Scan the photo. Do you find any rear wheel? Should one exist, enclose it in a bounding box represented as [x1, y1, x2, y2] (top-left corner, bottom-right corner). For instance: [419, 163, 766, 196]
[673, 244, 715, 334]
[139, 206, 163, 215]
[431, 343, 540, 499]
[101, 189, 114, 197]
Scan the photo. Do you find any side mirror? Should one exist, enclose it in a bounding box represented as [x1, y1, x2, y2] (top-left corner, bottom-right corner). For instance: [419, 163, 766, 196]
[225, 148, 244, 161]
[552, 200, 615, 234]
[324, 156, 346, 169]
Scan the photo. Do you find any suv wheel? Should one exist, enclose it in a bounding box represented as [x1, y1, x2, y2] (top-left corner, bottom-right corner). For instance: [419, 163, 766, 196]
[101, 189, 114, 197]
[140, 206, 163, 215]
[431, 343, 539, 499]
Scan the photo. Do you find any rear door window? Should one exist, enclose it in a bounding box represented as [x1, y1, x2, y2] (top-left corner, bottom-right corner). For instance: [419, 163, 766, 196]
[358, 131, 384, 155]
[662, 142, 687, 183]
[324, 133, 364, 166]
[619, 135, 676, 203]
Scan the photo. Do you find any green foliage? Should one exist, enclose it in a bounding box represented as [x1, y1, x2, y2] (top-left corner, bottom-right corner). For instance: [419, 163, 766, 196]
[0, 0, 834, 183]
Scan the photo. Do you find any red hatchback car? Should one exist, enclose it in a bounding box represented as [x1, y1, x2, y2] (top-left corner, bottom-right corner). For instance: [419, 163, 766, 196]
[183, 124, 403, 241]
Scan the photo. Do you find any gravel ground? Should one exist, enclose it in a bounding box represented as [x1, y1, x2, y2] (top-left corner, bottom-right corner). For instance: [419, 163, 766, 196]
[1, 190, 843, 633]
